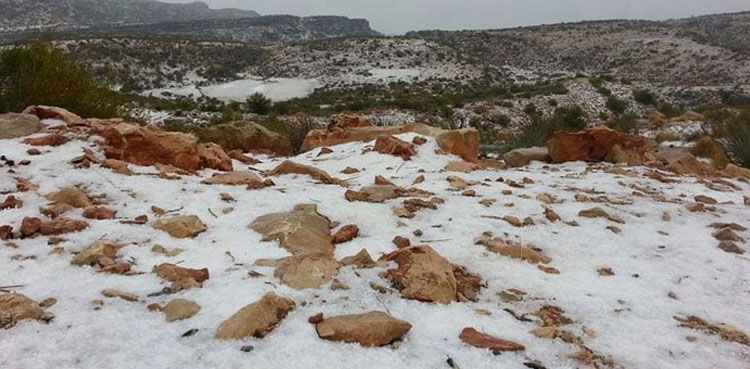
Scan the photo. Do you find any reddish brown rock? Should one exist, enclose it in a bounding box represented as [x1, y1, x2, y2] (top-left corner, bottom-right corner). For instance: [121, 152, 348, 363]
[274, 255, 340, 290]
[0, 225, 12, 240]
[547, 126, 649, 164]
[475, 236, 551, 264]
[202, 172, 268, 188]
[196, 143, 233, 172]
[22, 105, 84, 125]
[332, 224, 360, 244]
[153, 263, 210, 283]
[392, 236, 411, 249]
[228, 149, 260, 165]
[215, 292, 295, 340]
[20, 217, 42, 237]
[101, 159, 132, 174]
[339, 249, 375, 268]
[26, 148, 41, 155]
[0, 196, 22, 211]
[315, 311, 412, 347]
[0, 293, 55, 329]
[459, 327, 525, 352]
[82, 206, 116, 220]
[23, 132, 69, 147]
[267, 161, 343, 185]
[46, 187, 92, 208]
[374, 136, 417, 160]
[38, 217, 89, 236]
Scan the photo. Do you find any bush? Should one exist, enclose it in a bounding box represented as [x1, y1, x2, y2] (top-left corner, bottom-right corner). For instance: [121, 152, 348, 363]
[632, 88, 657, 106]
[0, 40, 121, 117]
[553, 105, 588, 131]
[606, 114, 639, 135]
[490, 113, 511, 127]
[657, 102, 684, 118]
[721, 110, 750, 168]
[246, 92, 272, 115]
[505, 116, 558, 150]
[606, 96, 628, 115]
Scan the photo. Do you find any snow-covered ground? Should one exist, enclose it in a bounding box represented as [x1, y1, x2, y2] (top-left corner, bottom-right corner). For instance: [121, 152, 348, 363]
[144, 77, 320, 102]
[1, 128, 749, 369]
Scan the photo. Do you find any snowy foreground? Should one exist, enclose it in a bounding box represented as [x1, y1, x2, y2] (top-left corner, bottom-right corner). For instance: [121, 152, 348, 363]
[1, 126, 749, 369]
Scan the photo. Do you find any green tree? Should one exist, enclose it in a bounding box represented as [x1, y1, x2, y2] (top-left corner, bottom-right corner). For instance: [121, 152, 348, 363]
[606, 96, 628, 115]
[246, 92, 272, 115]
[0, 40, 121, 117]
[632, 88, 657, 106]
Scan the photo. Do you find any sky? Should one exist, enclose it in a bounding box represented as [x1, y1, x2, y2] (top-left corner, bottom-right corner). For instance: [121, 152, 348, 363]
[165, 0, 750, 34]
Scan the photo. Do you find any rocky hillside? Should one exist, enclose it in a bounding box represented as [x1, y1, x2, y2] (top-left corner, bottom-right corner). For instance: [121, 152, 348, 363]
[0, 0, 259, 33]
[1, 106, 749, 369]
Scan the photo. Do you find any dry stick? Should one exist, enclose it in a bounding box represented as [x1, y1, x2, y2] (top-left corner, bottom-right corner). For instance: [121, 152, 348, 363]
[0, 284, 25, 289]
[208, 208, 218, 218]
[165, 206, 184, 214]
[375, 295, 391, 315]
[225, 251, 236, 263]
[420, 239, 452, 243]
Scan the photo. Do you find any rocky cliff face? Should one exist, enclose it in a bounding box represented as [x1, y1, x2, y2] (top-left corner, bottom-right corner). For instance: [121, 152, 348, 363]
[0, 0, 259, 33]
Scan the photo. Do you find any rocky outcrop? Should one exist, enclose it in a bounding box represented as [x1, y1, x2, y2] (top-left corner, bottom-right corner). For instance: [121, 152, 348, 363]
[0, 113, 42, 139]
[215, 292, 295, 340]
[380, 245, 483, 304]
[547, 126, 650, 164]
[315, 311, 412, 347]
[301, 123, 479, 162]
[195, 121, 293, 157]
[504, 147, 550, 167]
[93, 122, 232, 172]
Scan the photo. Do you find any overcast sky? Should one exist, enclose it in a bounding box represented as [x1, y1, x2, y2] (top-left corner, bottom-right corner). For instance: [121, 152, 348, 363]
[166, 0, 750, 34]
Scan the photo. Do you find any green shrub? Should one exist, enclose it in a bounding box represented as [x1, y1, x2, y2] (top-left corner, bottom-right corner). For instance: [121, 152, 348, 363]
[553, 105, 588, 131]
[505, 116, 558, 150]
[606, 96, 628, 115]
[490, 113, 511, 127]
[722, 110, 750, 168]
[0, 40, 121, 117]
[606, 114, 639, 135]
[657, 102, 684, 118]
[246, 92, 272, 115]
[632, 88, 657, 106]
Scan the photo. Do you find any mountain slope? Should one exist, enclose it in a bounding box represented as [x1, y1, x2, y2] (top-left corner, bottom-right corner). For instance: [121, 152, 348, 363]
[0, 0, 259, 33]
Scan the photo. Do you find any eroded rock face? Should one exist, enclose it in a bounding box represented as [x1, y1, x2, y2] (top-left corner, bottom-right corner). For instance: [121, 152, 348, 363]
[1, 293, 54, 329]
[380, 245, 483, 304]
[249, 204, 334, 257]
[152, 215, 207, 239]
[195, 121, 293, 157]
[547, 126, 649, 164]
[215, 292, 295, 340]
[0, 113, 42, 139]
[94, 122, 231, 172]
[267, 161, 343, 185]
[274, 255, 340, 290]
[504, 147, 550, 167]
[315, 311, 412, 347]
[301, 123, 479, 162]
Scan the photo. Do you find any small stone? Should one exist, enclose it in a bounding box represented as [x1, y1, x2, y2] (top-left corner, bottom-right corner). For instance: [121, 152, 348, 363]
[713, 228, 744, 242]
[392, 236, 411, 249]
[598, 268, 615, 276]
[718, 241, 744, 254]
[163, 299, 201, 322]
[413, 229, 423, 237]
[315, 311, 412, 347]
[694, 195, 717, 205]
[101, 289, 138, 302]
[459, 327, 525, 352]
[686, 203, 705, 212]
[240, 345, 254, 353]
[332, 224, 359, 244]
[308, 313, 324, 324]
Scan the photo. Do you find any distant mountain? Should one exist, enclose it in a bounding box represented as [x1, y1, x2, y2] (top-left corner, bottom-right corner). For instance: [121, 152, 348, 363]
[669, 11, 750, 54]
[0, 0, 260, 33]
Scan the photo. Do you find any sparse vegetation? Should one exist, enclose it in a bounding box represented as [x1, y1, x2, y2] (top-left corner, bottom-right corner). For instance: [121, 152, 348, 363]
[606, 96, 628, 115]
[720, 109, 750, 168]
[632, 88, 657, 106]
[246, 92, 273, 115]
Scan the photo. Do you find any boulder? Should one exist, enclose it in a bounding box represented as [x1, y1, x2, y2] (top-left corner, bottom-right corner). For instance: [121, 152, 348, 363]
[22, 105, 84, 125]
[0, 113, 42, 139]
[547, 126, 649, 163]
[266, 161, 343, 185]
[249, 204, 334, 257]
[315, 311, 412, 347]
[46, 187, 93, 208]
[301, 123, 479, 162]
[163, 299, 201, 322]
[82, 206, 116, 220]
[94, 122, 231, 172]
[38, 217, 89, 236]
[459, 327, 525, 352]
[380, 245, 483, 304]
[0, 293, 54, 329]
[374, 136, 416, 160]
[195, 121, 293, 156]
[654, 147, 716, 176]
[274, 255, 340, 290]
[215, 292, 295, 340]
[152, 215, 207, 239]
[345, 185, 432, 203]
[504, 147, 550, 167]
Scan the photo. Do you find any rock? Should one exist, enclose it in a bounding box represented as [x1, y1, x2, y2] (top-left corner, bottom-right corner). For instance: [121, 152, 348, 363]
[723, 164, 750, 180]
[374, 175, 395, 186]
[0, 225, 12, 240]
[20, 217, 41, 237]
[445, 161, 478, 173]
[152, 215, 207, 238]
[340, 249, 375, 268]
[0, 195, 23, 211]
[267, 160, 343, 185]
[544, 208, 561, 222]
[249, 204, 334, 257]
[94, 122, 231, 172]
[23, 132, 69, 146]
[655, 147, 716, 177]
[163, 299, 201, 322]
[101, 159, 132, 174]
[71, 241, 120, 267]
[22, 105, 84, 125]
[459, 327, 525, 352]
[215, 292, 295, 340]
[151, 244, 183, 257]
[332, 225, 360, 244]
[713, 228, 744, 242]
[38, 217, 88, 235]
[82, 206, 116, 220]
[45, 187, 92, 208]
[475, 236, 551, 264]
[0, 293, 54, 329]
[380, 245, 483, 304]
[341, 167, 360, 174]
[675, 315, 750, 347]
[328, 114, 372, 130]
[392, 236, 411, 249]
[202, 171, 268, 189]
[345, 185, 431, 203]
[718, 241, 744, 254]
[308, 313, 325, 324]
[694, 195, 718, 205]
[228, 149, 260, 165]
[195, 121, 293, 156]
[374, 136, 416, 160]
[0, 113, 42, 139]
[315, 311, 412, 347]
[330, 279, 350, 290]
[709, 222, 747, 232]
[686, 203, 705, 212]
[578, 207, 625, 224]
[101, 289, 138, 302]
[274, 255, 340, 290]
[301, 123, 478, 162]
[153, 263, 210, 283]
[504, 147, 550, 167]
[547, 126, 649, 164]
